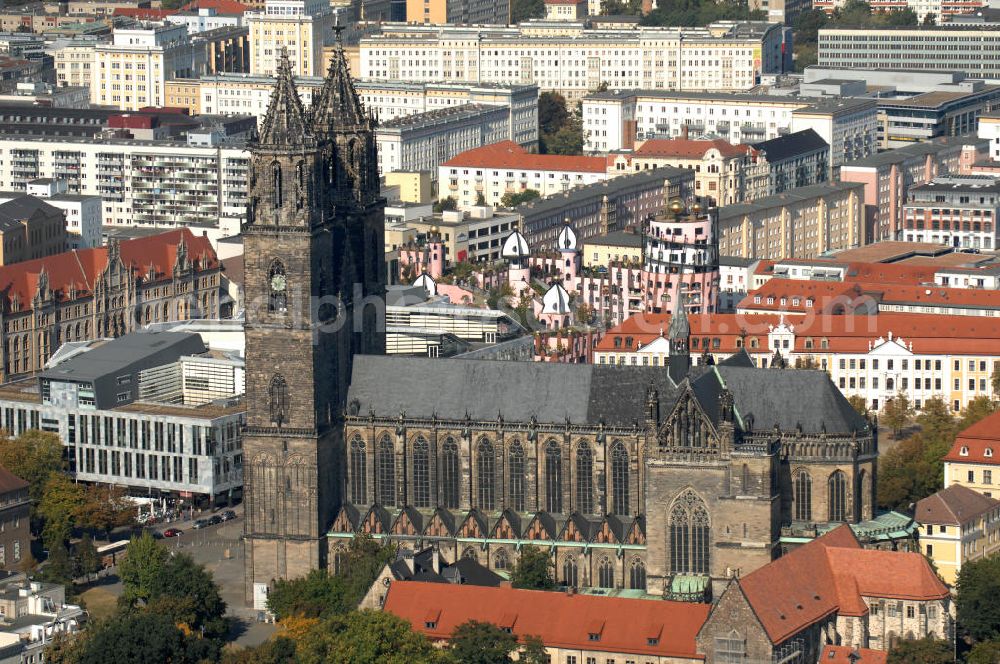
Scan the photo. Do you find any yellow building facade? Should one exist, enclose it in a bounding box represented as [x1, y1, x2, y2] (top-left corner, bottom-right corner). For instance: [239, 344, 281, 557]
[916, 484, 1000, 585]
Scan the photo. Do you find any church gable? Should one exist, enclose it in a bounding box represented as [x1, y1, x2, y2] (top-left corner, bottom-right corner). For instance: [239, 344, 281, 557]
[423, 508, 456, 538]
[561, 513, 596, 543]
[331, 504, 360, 533]
[523, 512, 557, 541]
[593, 515, 624, 544]
[696, 581, 774, 661]
[658, 384, 722, 450]
[492, 509, 520, 540]
[360, 504, 391, 535]
[626, 516, 646, 545]
[391, 506, 423, 536]
[458, 510, 487, 539]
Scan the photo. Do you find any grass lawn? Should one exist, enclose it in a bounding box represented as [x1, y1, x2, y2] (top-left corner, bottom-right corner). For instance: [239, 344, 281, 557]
[79, 586, 118, 621]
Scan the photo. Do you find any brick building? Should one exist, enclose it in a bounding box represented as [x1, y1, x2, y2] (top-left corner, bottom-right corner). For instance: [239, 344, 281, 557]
[0, 466, 28, 571]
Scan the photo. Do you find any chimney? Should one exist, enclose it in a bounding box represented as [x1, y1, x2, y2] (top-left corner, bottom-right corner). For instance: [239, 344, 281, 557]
[681, 124, 689, 140]
[500, 581, 513, 589]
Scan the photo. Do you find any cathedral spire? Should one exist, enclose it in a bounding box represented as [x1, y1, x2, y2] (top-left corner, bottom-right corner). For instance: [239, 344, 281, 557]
[258, 49, 313, 148]
[312, 27, 368, 134]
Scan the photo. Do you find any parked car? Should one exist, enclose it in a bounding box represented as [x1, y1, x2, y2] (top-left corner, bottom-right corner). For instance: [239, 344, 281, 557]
[208, 515, 223, 526]
[163, 528, 183, 538]
[192, 519, 209, 529]
[220, 510, 237, 522]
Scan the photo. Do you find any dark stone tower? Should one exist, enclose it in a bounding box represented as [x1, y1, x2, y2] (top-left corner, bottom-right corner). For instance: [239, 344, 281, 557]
[242, 47, 385, 606]
[667, 299, 691, 385]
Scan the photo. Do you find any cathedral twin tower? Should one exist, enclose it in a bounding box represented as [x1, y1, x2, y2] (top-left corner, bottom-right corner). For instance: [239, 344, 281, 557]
[241, 47, 386, 604]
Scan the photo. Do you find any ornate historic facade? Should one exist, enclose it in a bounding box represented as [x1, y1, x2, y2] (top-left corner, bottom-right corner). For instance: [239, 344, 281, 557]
[241, 44, 386, 605]
[0, 228, 221, 382]
[329, 321, 878, 600]
[243, 49, 880, 605]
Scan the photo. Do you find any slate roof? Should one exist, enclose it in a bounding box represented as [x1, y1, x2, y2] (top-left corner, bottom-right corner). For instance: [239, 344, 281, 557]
[916, 484, 1000, 526]
[0, 465, 28, 495]
[751, 129, 829, 162]
[0, 196, 61, 231]
[347, 355, 679, 427]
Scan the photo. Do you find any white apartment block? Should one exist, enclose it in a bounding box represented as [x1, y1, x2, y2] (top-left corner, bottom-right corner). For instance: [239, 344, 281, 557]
[818, 28, 1000, 82]
[438, 141, 608, 208]
[196, 74, 539, 138]
[167, 7, 244, 34]
[583, 90, 877, 171]
[360, 21, 785, 103]
[0, 136, 249, 236]
[92, 24, 207, 111]
[375, 104, 514, 176]
[50, 39, 97, 90]
[979, 114, 1000, 162]
[22, 179, 102, 248]
[246, 0, 333, 76]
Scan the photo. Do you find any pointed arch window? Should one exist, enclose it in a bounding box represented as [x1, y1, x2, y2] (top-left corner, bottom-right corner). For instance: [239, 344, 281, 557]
[628, 558, 646, 590]
[267, 260, 287, 313]
[575, 441, 593, 515]
[508, 439, 525, 512]
[794, 470, 812, 522]
[441, 437, 459, 509]
[828, 470, 847, 522]
[296, 161, 305, 209]
[669, 491, 710, 575]
[494, 549, 509, 570]
[271, 162, 282, 209]
[562, 557, 578, 587]
[477, 438, 496, 511]
[544, 440, 562, 514]
[598, 556, 614, 588]
[377, 435, 395, 507]
[611, 441, 630, 516]
[349, 435, 366, 505]
[412, 436, 431, 508]
[268, 374, 288, 425]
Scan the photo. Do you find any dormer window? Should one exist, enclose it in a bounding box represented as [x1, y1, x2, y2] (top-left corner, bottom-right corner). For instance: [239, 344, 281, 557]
[647, 637, 659, 646]
[987, 448, 994, 458]
[754, 295, 761, 304]
[425, 621, 437, 629]
[806, 299, 814, 307]
[961, 446, 970, 457]
[588, 632, 601, 641]
[792, 298, 800, 307]
[766, 297, 774, 305]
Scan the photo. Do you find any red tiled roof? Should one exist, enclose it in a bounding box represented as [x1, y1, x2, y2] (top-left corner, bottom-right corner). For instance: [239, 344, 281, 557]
[383, 581, 709, 659]
[944, 410, 1000, 464]
[112, 7, 177, 17]
[820, 645, 888, 664]
[739, 525, 948, 644]
[634, 138, 752, 160]
[0, 228, 217, 313]
[595, 311, 1000, 356]
[441, 141, 607, 174]
[916, 484, 1000, 525]
[180, 0, 250, 12]
[738, 278, 1000, 314]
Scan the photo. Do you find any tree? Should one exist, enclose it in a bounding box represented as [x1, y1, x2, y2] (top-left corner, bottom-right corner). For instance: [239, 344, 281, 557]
[959, 396, 998, 432]
[509, 0, 544, 23]
[847, 394, 868, 417]
[43, 542, 75, 585]
[0, 430, 65, 506]
[922, 11, 936, 24]
[882, 392, 913, 438]
[295, 610, 443, 664]
[448, 620, 518, 664]
[519, 635, 548, 664]
[433, 197, 457, 213]
[510, 544, 554, 590]
[221, 637, 298, 664]
[117, 532, 169, 608]
[76, 534, 101, 581]
[150, 554, 227, 638]
[73, 612, 203, 664]
[537, 92, 569, 137]
[44, 631, 86, 664]
[957, 555, 1000, 642]
[475, 191, 487, 206]
[76, 484, 135, 537]
[37, 474, 85, 532]
[500, 189, 541, 208]
[886, 636, 953, 663]
[968, 640, 1000, 664]
[876, 434, 940, 511]
[542, 116, 585, 156]
[268, 534, 394, 620]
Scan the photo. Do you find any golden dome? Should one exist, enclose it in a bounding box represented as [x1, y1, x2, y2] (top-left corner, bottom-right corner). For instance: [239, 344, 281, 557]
[692, 202, 703, 214]
[430, 225, 439, 234]
[669, 199, 684, 215]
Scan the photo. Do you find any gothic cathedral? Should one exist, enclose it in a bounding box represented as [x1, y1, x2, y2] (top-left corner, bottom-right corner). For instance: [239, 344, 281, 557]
[242, 46, 385, 605]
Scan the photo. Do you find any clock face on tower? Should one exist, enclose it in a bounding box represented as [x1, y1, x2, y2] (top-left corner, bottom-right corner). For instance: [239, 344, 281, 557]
[270, 273, 286, 292]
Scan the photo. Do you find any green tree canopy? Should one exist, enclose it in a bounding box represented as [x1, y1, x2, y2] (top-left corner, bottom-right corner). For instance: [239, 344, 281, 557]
[295, 610, 444, 664]
[448, 620, 518, 664]
[538, 92, 569, 136]
[75, 534, 101, 580]
[847, 394, 868, 417]
[876, 434, 940, 511]
[433, 197, 457, 213]
[957, 555, 1000, 642]
[0, 430, 65, 506]
[118, 532, 170, 607]
[73, 612, 203, 664]
[149, 553, 228, 638]
[968, 640, 1000, 664]
[886, 636, 953, 663]
[509, 0, 544, 23]
[882, 392, 913, 438]
[500, 189, 541, 208]
[510, 544, 555, 590]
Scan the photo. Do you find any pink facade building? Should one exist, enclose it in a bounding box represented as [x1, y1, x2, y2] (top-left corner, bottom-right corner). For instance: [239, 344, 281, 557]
[398, 228, 447, 281]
